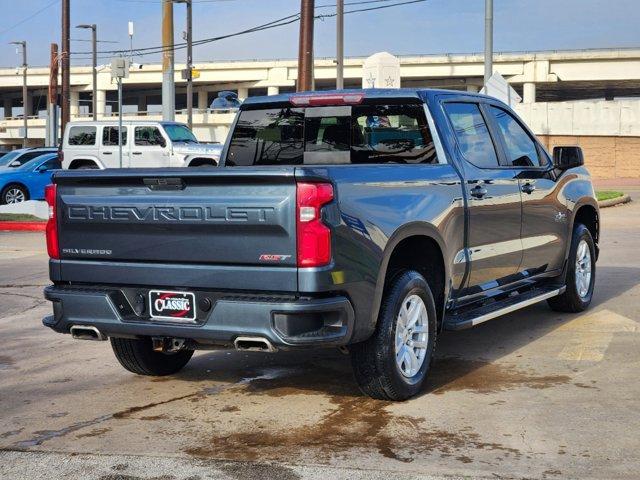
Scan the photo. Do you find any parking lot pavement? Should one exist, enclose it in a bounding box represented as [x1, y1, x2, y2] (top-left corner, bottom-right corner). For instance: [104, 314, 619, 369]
[1, 195, 639, 480]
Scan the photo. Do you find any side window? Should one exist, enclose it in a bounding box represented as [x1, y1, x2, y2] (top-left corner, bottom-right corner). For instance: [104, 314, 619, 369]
[39, 159, 61, 171]
[102, 126, 128, 146]
[351, 104, 438, 164]
[11, 151, 47, 167]
[444, 102, 499, 169]
[489, 106, 542, 167]
[135, 127, 166, 147]
[68, 126, 97, 146]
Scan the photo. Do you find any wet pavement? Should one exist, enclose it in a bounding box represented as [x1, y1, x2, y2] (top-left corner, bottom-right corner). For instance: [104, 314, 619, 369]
[1, 193, 639, 479]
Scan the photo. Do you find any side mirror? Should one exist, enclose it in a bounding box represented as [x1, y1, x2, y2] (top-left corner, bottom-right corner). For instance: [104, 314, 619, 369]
[553, 146, 584, 170]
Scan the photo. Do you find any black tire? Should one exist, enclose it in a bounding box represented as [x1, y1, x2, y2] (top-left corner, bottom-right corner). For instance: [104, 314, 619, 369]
[548, 223, 596, 313]
[77, 164, 98, 170]
[350, 270, 437, 401]
[110, 337, 194, 376]
[1, 184, 29, 205]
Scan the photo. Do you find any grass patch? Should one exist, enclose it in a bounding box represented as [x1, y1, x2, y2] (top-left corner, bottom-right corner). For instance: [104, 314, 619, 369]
[0, 213, 45, 222]
[596, 191, 624, 202]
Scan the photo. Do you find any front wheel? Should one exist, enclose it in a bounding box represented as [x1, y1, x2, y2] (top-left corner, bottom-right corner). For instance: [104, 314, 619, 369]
[548, 223, 596, 313]
[1, 184, 29, 205]
[110, 337, 194, 376]
[350, 270, 437, 401]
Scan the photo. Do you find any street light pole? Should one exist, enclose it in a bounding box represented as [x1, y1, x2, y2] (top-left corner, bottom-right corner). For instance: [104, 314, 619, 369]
[10, 41, 28, 147]
[484, 0, 493, 86]
[76, 24, 97, 120]
[336, 0, 344, 90]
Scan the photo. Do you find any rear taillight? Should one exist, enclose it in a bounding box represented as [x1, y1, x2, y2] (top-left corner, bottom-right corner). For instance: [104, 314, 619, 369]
[296, 182, 334, 268]
[44, 184, 59, 259]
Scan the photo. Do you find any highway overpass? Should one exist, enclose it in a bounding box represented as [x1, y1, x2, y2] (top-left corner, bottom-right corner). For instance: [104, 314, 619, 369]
[1, 47, 639, 179]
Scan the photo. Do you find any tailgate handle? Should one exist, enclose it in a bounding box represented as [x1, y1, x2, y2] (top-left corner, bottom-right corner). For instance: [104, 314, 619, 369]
[143, 177, 186, 191]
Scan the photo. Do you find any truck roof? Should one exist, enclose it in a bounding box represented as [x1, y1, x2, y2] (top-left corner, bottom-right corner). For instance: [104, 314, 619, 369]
[241, 88, 495, 107]
[65, 120, 188, 127]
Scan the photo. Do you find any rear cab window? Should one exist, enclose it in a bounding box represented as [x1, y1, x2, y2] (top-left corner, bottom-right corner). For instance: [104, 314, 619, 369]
[225, 101, 439, 166]
[67, 126, 97, 146]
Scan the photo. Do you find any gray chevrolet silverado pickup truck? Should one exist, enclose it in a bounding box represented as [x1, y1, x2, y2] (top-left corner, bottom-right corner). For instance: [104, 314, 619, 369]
[43, 89, 599, 400]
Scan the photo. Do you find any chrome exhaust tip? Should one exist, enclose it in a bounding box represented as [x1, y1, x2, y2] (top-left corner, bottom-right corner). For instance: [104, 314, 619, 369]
[70, 325, 107, 341]
[233, 336, 277, 353]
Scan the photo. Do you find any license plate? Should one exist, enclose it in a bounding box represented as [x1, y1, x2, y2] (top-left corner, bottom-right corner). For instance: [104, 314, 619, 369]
[149, 290, 196, 322]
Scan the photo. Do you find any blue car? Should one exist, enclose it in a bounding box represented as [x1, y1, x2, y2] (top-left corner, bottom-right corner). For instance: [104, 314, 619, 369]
[0, 147, 58, 168]
[0, 153, 61, 204]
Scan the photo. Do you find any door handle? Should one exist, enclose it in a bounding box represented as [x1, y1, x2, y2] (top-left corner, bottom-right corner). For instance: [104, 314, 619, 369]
[470, 185, 488, 199]
[132, 152, 142, 155]
[521, 182, 536, 194]
[102, 152, 112, 155]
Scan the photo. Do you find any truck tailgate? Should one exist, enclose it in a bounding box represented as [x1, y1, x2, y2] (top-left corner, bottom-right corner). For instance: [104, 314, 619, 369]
[54, 169, 298, 289]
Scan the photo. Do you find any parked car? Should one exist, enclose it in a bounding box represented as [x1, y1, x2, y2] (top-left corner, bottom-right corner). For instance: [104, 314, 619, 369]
[61, 121, 222, 170]
[0, 153, 61, 204]
[42, 89, 599, 400]
[0, 147, 58, 168]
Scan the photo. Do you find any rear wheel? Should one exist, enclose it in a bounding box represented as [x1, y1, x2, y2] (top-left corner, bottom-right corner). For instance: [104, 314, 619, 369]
[548, 223, 596, 313]
[350, 270, 437, 401]
[110, 337, 194, 376]
[1, 184, 28, 205]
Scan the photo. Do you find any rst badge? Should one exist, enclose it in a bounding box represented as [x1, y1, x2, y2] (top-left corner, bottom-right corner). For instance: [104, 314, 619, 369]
[149, 290, 196, 322]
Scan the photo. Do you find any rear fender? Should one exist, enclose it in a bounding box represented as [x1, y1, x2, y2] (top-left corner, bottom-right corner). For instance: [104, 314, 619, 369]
[370, 222, 450, 329]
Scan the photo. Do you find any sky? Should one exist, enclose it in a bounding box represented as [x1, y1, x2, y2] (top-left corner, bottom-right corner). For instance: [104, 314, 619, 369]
[0, 0, 639, 67]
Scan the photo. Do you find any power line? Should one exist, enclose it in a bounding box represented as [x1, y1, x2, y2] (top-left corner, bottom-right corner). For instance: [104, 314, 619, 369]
[0, 0, 58, 37]
[71, 0, 427, 59]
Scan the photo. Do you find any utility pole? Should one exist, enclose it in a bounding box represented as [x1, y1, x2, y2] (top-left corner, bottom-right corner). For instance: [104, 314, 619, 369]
[161, 0, 175, 121]
[185, 0, 193, 128]
[336, 0, 344, 90]
[297, 0, 315, 92]
[174, 0, 193, 128]
[10, 41, 28, 147]
[47, 43, 59, 146]
[61, 0, 71, 134]
[76, 24, 97, 120]
[484, 0, 493, 86]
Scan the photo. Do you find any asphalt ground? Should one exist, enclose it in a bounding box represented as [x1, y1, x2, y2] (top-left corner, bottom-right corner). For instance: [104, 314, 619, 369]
[0, 191, 638, 480]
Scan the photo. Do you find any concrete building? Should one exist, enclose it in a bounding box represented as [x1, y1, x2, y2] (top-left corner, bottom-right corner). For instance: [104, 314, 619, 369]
[1, 47, 639, 179]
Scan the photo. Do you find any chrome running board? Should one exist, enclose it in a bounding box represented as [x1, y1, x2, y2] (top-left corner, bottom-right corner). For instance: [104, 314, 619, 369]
[444, 286, 565, 331]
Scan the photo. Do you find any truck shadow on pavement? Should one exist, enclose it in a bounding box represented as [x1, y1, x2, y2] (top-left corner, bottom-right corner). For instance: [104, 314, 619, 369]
[179, 265, 638, 399]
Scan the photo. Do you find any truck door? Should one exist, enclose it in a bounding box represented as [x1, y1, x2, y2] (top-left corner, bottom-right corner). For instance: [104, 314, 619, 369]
[99, 125, 129, 168]
[443, 101, 523, 298]
[131, 125, 170, 168]
[485, 104, 568, 276]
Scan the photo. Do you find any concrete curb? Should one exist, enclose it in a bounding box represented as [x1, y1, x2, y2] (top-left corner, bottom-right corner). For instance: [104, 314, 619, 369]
[598, 194, 631, 208]
[0, 221, 46, 232]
